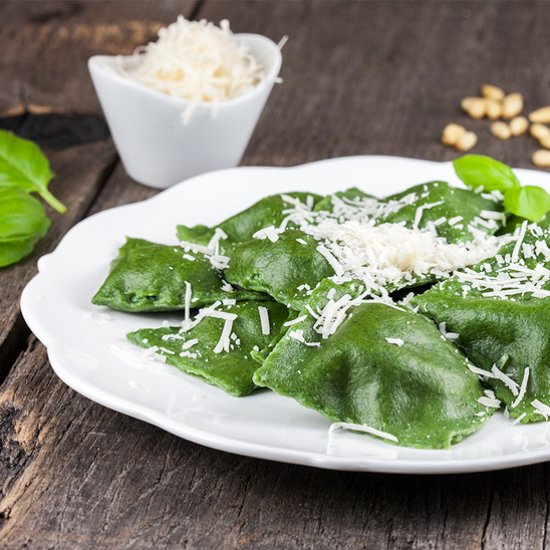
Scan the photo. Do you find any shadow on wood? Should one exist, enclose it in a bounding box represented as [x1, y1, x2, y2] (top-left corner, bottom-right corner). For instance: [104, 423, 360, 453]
[0, 112, 110, 150]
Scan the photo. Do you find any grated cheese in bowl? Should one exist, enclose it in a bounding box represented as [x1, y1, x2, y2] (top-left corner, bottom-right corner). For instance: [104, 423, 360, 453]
[122, 16, 268, 122]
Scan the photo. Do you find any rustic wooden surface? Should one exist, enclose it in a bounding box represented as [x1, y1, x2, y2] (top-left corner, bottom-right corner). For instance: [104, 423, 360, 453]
[1, 1, 550, 548]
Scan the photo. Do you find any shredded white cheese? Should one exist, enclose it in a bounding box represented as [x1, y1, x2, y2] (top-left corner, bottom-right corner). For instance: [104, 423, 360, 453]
[304, 220, 503, 295]
[183, 281, 192, 328]
[182, 338, 199, 350]
[511, 367, 530, 408]
[467, 363, 496, 379]
[123, 17, 266, 122]
[385, 337, 404, 347]
[316, 244, 345, 277]
[532, 399, 550, 419]
[511, 220, 528, 264]
[253, 225, 282, 243]
[258, 306, 270, 335]
[213, 316, 235, 354]
[491, 362, 519, 396]
[283, 315, 308, 327]
[288, 329, 321, 347]
[328, 422, 399, 443]
[478, 389, 501, 409]
[511, 413, 527, 426]
[438, 322, 459, 341]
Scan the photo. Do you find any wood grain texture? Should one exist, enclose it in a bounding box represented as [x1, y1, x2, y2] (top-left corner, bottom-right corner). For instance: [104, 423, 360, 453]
[1, 1, 550, 549]
[0, 0, 197, 375]
[0, 0, 195, 115]
[0, 142, 117, 380]
[216, 0, 550, 172]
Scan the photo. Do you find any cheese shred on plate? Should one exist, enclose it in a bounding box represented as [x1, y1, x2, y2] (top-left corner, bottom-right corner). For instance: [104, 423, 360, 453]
[124, 16, 266, 122]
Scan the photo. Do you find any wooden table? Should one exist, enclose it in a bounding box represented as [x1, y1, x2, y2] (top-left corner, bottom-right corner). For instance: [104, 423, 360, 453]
[1, 1, 550, 547]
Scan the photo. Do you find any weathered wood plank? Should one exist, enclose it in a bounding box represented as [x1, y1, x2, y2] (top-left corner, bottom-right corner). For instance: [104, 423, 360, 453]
[0, 0, 198, 375]
[2, 1, 550, 549]
[0, 0, 196, 115]
[221, 0, 550, 172]
[0, 142, 116, 379]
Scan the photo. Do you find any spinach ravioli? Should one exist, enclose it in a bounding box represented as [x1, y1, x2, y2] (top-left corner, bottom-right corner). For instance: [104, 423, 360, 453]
[253, 283, 492, 449]
[224, 182, 505, 309]
[414, 222, 550, 423]
[128, 301, 289, 396]
[225, 231, 335, 309]
[176, 192, 323, 248]
[92, 238, 263, 312]
[92, 176, 550, 450]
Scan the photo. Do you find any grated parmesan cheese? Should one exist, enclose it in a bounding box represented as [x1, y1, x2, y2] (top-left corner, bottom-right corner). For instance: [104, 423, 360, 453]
[183, 281, 192, 328]
[213, 316, 235, 354]
[532, 399, 550, 419]
[253, 225, 281, 242]
[511, 367, 530, 408]
[123, 17, 266, 123]
[288, 329, 321, 347]
[511, 413, 527, 425]
[283, 315, 308, 327]
[385, 337, 404, 347]
[491, 360, 519, 396]
[328, 422, 399, 443]
[511, 220, 528, 264]
[478, 389, 501, 409]
[258, 306, 270, 335]
[467, 363, 496, 379]
[438, 322, 459, 341]
[182, 338, 199, 350]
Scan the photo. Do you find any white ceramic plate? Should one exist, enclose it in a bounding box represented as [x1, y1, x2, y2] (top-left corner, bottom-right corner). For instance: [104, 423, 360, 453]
[21, 156, 550, 474]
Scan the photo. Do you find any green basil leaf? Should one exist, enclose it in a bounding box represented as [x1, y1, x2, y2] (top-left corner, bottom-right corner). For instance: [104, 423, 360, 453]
[0, 130, 66, 213]
[0, 187, 50, 238]
[453, 155, 520, 193]
[0, 188, 50, 267]
[0, 236, 40, 267]
[503, 185, 550, 222]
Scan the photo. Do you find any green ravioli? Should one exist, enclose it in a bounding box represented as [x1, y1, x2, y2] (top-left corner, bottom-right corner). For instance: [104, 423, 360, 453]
[314, 187, 374, 213]
[128, 301, 289, 396]
[223, 181, 505, 308]
[92, 238, 262, 313]
[254, 283, 492, 449]
[413, 223, 550, 422]
[176, 192, 322, 247]
[380, 181, 505, 242]
[225, 230, 335, 309]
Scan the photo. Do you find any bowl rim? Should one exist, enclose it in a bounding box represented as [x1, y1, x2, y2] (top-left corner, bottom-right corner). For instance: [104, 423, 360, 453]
[88, 33, 283, 112]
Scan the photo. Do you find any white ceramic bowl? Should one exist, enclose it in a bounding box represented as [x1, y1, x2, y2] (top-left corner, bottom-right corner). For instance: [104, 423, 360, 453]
[88, 34, 282, 189]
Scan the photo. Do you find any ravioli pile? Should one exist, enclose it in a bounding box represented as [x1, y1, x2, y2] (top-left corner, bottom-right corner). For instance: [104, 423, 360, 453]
[92, 181, 550, 449]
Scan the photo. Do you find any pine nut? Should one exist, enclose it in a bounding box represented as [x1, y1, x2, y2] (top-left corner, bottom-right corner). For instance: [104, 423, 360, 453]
[491, 121, 512, 140]
[481, 84, 505, 101]
[485, 99, 502, 120]
[502, 93, 524, 119]
[532, 150, 550, 168]
[442, 123, 467, 146]
[509, 116, 529, 137]
[461, 97, 486, 119]
[456, 131, 478, 152]
[530, 124, 550, 141]
[540, 135, 550, 150]
[529, 106, 550, 124]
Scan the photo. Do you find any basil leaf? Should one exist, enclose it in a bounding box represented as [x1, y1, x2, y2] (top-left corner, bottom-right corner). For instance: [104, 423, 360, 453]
[0, 130, 66, 213]
[0, 237, 41, 267]
[453, 155, 520, 193]
[0, 188, 50, 267]
[503, 186, 550, 223]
